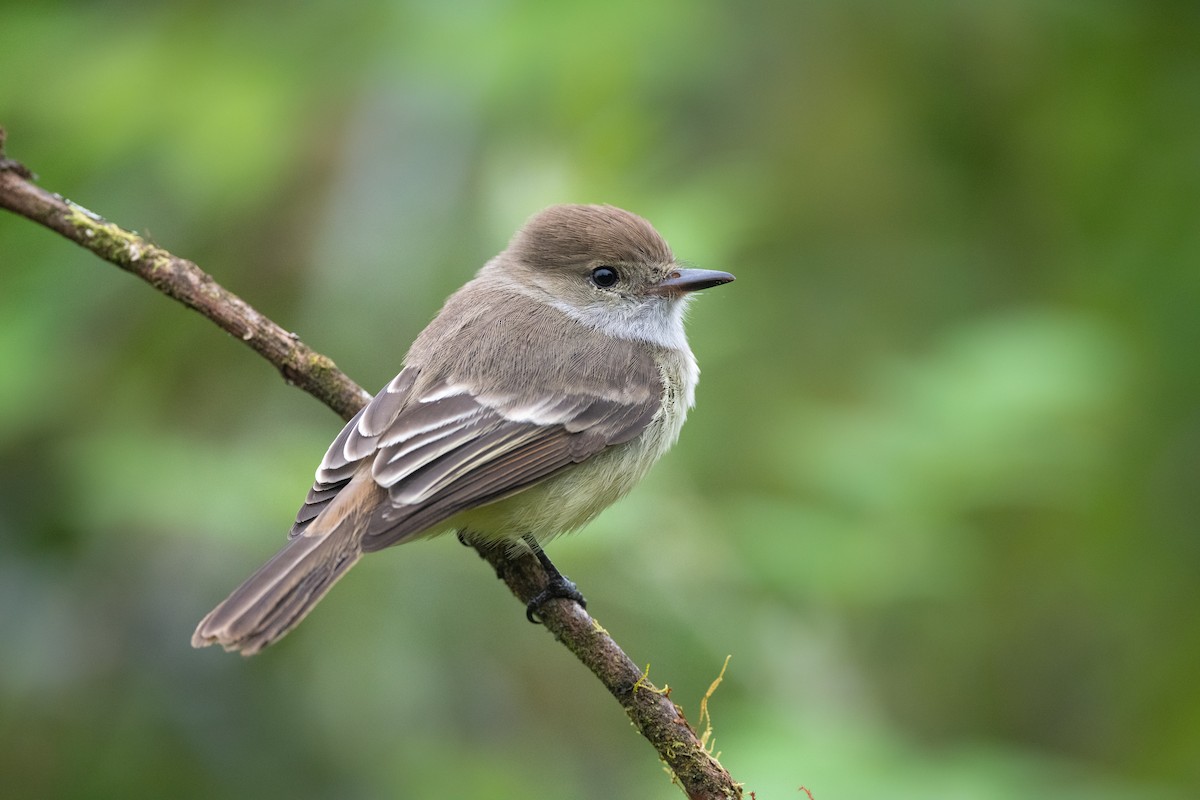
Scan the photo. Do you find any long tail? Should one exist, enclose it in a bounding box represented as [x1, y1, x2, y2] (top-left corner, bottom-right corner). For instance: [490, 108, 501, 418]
[192, 523, 362, 656]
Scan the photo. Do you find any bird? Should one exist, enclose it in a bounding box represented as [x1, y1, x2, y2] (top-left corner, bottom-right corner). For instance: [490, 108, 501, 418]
[192, 203, 734, 655]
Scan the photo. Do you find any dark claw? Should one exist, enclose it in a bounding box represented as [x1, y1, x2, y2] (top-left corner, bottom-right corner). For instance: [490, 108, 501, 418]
[522, 533, 587, 624]
[525, 574, 587, 624]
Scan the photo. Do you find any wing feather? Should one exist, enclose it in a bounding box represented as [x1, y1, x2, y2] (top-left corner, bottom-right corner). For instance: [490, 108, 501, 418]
[361, 431, 584, 549]
[371, 415, 498, 485]
[386, 425, 545, 505]
[291, 367, 423, 537]
[288, 321, 664, 547]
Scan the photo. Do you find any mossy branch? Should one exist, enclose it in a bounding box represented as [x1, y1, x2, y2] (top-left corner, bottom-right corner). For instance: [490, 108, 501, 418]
[0, 126, 741, 800]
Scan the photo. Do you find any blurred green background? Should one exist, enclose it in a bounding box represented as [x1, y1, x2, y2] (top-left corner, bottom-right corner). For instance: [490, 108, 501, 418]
[2, 1, 1198, 798]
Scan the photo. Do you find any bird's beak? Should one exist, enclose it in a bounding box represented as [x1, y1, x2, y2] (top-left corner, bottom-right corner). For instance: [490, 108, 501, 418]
[650, 268, 736, 296]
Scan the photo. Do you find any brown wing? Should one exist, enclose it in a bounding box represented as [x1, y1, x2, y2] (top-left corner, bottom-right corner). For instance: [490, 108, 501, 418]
[289, 366, 661, 550]
[290, 286, 666, 547]
[288, 368, 419, 537]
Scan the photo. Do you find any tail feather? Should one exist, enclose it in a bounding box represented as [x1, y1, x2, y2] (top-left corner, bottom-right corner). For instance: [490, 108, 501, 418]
[192, 525, 361, 656]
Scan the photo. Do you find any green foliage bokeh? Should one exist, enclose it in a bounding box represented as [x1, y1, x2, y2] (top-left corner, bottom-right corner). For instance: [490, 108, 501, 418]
[1, 2, 1198, 798]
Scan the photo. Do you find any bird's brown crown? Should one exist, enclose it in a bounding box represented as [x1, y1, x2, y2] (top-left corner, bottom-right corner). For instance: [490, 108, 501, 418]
[508, 204, 673, 272]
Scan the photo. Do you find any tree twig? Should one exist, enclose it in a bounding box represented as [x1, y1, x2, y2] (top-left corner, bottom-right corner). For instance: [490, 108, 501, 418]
[0, 126, 741, 800]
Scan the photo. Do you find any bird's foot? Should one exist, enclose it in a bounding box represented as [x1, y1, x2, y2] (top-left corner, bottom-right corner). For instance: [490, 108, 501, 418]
[522, 533, 587, 623]
[525, 573, 587, 624]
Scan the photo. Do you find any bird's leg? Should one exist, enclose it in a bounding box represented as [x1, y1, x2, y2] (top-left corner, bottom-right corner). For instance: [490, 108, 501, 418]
[522, 533, 587, 624]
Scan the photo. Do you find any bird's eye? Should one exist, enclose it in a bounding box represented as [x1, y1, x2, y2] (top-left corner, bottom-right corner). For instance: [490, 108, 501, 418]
[590, 266, 619, 288]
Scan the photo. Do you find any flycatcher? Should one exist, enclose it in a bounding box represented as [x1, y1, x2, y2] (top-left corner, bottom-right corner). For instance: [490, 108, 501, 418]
[193, 204, 734, 655]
